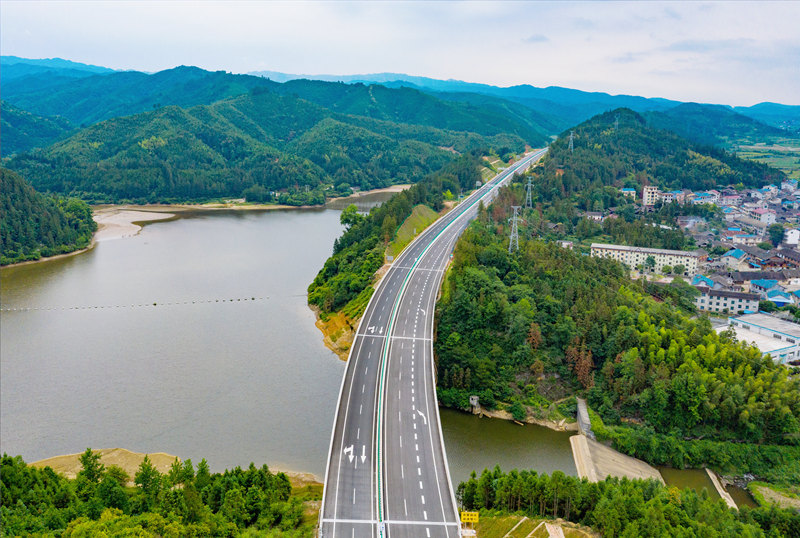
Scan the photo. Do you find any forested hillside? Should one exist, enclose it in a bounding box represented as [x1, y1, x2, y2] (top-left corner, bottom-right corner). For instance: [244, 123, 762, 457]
[646, 103, 787, 147]
[0, 168, 96, 265]
[1, 100, 74, 156]
[457, 468, 800, 537]
[435, 183, 800, 484]
[5, 86, 524, 204]
[530, 108, 784, 213]
[1, 450, 318, 536]
[2, 66, 271, 127]
[308, 153, 484, 316]
[3, 65, 550, 144]
[268, 80, 549, 142]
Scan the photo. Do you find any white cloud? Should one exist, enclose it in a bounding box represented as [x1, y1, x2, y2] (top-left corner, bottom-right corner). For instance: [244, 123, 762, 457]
[1, 0, 797, 105]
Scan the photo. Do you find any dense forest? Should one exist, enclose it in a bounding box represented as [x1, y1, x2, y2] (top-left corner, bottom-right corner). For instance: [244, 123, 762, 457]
[1, 450, 317, 536]
[308, 153, 484, 316]
[0, 100, 74, 156]
[434, 184, 800, 483]
[0, 168, 96, 265]
[2, 65, 547, 151]
[5, 85, 526, 204]
[531, 108, 784, 209]
[458, 467, 800, 537]
[645, 103, 788, 148]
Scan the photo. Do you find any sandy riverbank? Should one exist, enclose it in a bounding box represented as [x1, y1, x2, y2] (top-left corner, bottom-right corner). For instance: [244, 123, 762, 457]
[30, 447, 322, 488]
[32, 448, 179, 487]
[326, 184, 411, 204]
[93, 207, 177, 242]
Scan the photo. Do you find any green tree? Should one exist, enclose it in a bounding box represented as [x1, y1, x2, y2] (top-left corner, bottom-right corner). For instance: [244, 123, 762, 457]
[134, 455, 161, 512]
[510, 399, 527, 422]
[78, 448, 105, 484]
[768, 223, 785, 246]
[221, 487, 248, 527]
[104, 465, 130, 488]
[645, 255, 656, 271]
[195, 458, 212, 492]
[381, 214, 397, 244]
[673, 263, 686, 276]
[340, 204, 364, 229]
[97, 474, 130, 513]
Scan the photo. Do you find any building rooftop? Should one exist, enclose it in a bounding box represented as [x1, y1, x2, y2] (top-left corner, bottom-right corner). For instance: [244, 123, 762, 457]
[767, 290, 793, 300]
[696, 287, 759, 301]
[692, 275, 714, 287]
[723, 249, 746, 259]
[752, 279, 779, 288]
[590, 243, 700, 257]
[730, 313, 800, 339]
[718, 325, 795, 355]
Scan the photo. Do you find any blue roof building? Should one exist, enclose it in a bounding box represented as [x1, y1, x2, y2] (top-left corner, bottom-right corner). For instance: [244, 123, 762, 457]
[692, 275, 715, 287]
[722, 249, 746, 260]
[767, 290, 793, 307]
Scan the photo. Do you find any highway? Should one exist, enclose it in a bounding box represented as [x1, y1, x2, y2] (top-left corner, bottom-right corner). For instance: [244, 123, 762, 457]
[319, 148, 548, 538]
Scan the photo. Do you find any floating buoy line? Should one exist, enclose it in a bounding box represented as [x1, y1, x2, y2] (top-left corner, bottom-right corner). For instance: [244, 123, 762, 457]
[0, 296, 268, 312]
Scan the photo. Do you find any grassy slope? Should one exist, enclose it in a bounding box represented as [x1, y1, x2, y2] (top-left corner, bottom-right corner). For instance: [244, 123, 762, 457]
[386, 204, 440, 258]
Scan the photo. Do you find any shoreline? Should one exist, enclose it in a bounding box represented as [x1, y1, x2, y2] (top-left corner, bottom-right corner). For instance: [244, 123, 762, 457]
[30, 447, 322, 488]
[325, 183, 411, 204]
[475, 406, 579, 432]
[3, 184, 409, 269]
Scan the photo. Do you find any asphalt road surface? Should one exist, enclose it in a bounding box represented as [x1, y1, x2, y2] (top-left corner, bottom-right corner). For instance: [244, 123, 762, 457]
[320, 149, 548, 538]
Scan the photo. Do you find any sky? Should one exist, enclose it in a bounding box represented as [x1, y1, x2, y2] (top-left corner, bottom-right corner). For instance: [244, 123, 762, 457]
[2, 1, 798, 106]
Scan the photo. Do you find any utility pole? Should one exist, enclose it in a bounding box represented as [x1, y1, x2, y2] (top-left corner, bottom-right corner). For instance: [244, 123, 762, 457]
[525, 178, 533, 209]
[508, 206, 521, 253]
[568, 131, 574, 153]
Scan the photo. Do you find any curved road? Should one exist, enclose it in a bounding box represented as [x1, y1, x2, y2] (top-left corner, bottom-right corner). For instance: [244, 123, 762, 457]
[320, 149, 548, 538]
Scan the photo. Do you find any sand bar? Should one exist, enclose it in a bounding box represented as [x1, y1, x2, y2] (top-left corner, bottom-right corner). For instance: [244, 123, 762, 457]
[93, 207, 176, 241]
[32, 448, 178, 486]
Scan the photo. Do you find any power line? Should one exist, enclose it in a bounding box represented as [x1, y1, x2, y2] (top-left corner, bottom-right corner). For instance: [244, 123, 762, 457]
[508, 206, 521, 253]
[525, 178, 533, 209]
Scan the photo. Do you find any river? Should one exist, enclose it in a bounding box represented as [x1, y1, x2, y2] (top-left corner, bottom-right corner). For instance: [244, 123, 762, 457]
[1, 207, 576, 481]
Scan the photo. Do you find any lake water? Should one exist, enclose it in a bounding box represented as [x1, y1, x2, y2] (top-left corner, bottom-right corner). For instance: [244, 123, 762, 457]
[0, 208, 575, 480]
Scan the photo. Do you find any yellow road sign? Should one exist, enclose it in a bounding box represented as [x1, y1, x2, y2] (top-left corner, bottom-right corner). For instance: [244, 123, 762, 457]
[461, 511, 479, 523]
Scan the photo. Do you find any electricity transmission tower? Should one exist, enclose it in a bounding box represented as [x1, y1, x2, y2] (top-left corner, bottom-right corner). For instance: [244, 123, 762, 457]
[568, 131, 574, 153]
[525, 178, 533, 209]
[508, 206, 521, 253]
[614, 114, 620, 133]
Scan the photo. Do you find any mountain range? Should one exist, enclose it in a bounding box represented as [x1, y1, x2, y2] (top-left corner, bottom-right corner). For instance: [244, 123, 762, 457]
[1, 56, 797, 206]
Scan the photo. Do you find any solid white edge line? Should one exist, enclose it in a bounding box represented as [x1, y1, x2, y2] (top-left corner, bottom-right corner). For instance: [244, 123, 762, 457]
[319, 148, 546, 535]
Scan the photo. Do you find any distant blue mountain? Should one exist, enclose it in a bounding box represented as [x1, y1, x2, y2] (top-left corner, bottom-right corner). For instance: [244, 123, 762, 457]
[249, 69, 800, 134]
[1, 55, 115, 74]
[733, 102, 800, 133]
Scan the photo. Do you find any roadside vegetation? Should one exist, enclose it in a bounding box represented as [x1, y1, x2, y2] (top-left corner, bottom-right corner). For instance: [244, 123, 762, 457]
[0, 449, 319, 537]
[457, 468, 800, 537]
[308, 152, 485, 317]
[435, 176, 800, 491]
